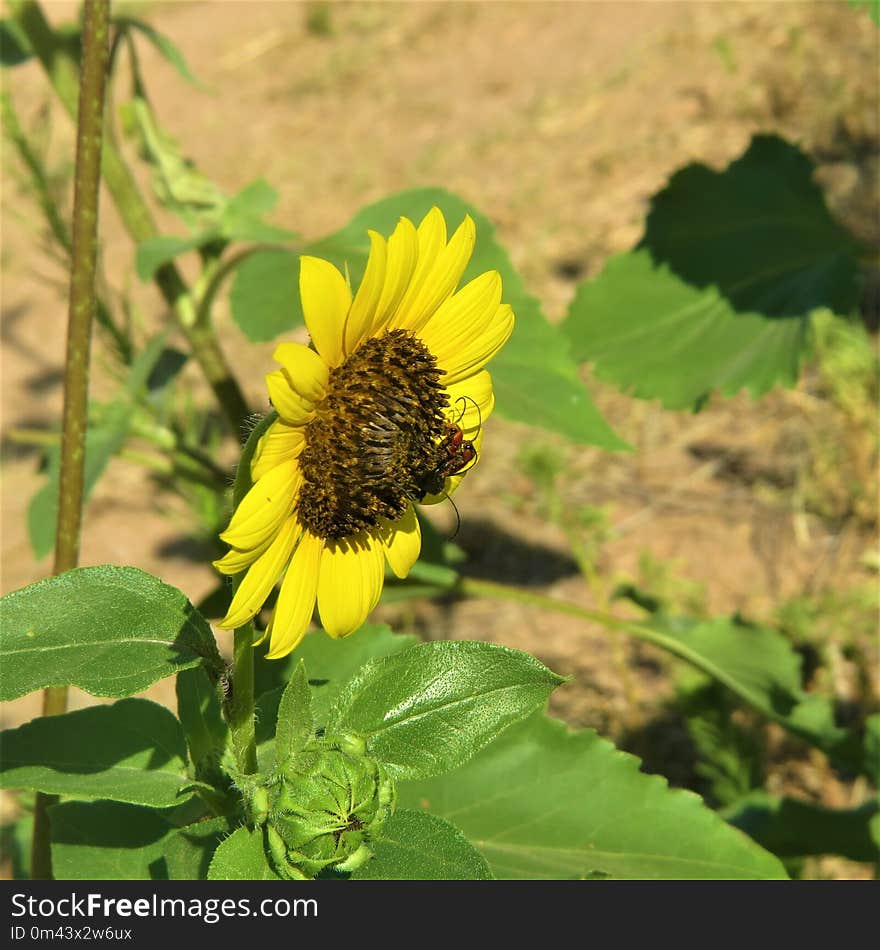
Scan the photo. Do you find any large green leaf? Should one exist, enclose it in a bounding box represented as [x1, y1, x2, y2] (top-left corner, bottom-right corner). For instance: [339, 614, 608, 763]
[0, 699, 193, 808]
[400, 714, 787, 879]
[208, 827, 281, 880]
[564, 135, 861, 408]
[50, 801, 173, 880]
[351, 809, 492, 880]
[325, 641, 564, 780]
[0, 565, 224, 701]
[230, 188, 625, 448]
[724, 793, 879, 862]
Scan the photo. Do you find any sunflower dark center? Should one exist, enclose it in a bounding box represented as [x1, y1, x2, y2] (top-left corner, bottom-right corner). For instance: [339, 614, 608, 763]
[296, 329, 450, 540]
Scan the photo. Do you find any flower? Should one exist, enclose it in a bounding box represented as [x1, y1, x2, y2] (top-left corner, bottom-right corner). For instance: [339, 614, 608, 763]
[215, 207, 514, 658]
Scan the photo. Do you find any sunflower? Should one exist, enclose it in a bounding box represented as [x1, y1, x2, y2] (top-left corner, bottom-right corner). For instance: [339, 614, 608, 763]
[215, 207, 514, 658]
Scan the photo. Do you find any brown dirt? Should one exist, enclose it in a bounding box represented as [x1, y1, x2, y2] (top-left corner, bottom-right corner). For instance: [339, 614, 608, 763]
[2, 0, 878, 879]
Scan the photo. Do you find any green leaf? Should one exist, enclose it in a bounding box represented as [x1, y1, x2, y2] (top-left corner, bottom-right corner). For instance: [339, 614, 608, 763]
[274, 660, 314, 766]
[254, 623, 418, 728]
[848, 0, 880, 27]
[221, 180, 298, 244]
[350, 809, 492, 880]
[135, 232, 216, 280]
[632, 613, 851, 759]
[400, 713, 787, 879]
[863, 713, 880, 787]
[176, 667, 227, 773]
[325, 641, 564, 780]
[50, 801, 173, 880]
[229, 249, 300, 342]
[230, 189, 624, 447]
[0, 565, 224, 701]
[564, 135, 862, 408]
[0, 19, 32, 66]
[208, 827, 281, 880]
[0, 699, 192, 808]
[162, 816, 232, 880]
[564, 250, 809, 409]
[725, 794, 879, 863]
[26, 334, 171, 558]
[116, 16, 206, 88]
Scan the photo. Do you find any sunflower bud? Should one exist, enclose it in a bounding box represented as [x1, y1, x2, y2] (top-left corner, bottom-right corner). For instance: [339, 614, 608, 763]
[257, 734, 395, 879]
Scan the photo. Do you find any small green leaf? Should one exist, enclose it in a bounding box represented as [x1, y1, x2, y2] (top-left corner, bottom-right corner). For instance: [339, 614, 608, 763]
[135, 232, 217, 280]
[176, 667, 227, 772]
[0, 19, 32, 66]
[400, 713, 787, 879]
[50, 801, 173, 880]
[849, 0, 880, 26]
[0, 699, 192, 808]
[325, 641, 564, 780]
[162, 816, 233, 880]
[116, 16, 205, 88]
[725, 793, 879, 862]
[275, 660, 314, 766]
[863, 714, 880, 787]
[221, 180, 298, 244]
[0, 565, 224, 701]
[208, 827, 281, 880]
[350, 809, 492, 880]
[229, 249, 300, 342]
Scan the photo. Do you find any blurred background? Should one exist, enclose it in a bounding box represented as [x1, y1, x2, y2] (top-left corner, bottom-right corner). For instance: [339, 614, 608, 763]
[2, 1, 878, 878]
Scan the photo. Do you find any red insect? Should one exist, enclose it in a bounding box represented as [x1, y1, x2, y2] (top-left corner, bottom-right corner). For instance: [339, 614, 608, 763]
[416, 397, 480, 499]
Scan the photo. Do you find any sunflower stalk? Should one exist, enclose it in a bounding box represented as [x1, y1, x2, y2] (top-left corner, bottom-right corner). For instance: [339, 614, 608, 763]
[30, 0, 111, 881]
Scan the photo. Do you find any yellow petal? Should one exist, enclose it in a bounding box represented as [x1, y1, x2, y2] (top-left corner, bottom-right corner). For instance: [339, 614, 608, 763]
[265, 531, 324, 659]
[418, 270, 502, 366]
[371, 216, 418, 333]
[316, 531, 385, 638]
[380, 503, 421, 579]
[212, 534, 273, 576]
[220, 460, 300, 549]
[299, 255, 352, 368]
[272, 342, 329, 403]
[344, 230, 386, 355]
[265, 369, 315, 425]
[218, 516, 302, 629]
[391, 213, 476, 333]
[438, 304, 514, 387]
[251, 420, 306, 482]
[445, 370, 495, 439]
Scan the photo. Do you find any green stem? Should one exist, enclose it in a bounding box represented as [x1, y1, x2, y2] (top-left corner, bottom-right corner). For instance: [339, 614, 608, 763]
[30, 0, 111, 882]
[229, 626, 258, 775]
[10, 0, 250, 434]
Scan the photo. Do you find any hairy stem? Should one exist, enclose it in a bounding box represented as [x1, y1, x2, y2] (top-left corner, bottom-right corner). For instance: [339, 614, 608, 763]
[10, 0, 250, 434]
[31, 0, 111, 882]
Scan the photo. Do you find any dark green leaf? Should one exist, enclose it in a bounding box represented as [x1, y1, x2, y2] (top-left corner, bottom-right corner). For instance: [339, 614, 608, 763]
[0, 699, 192, 808]
[50, 801, 173, 880]
[400, 713, 787, 879]
[0, 19, 31, 66]
[0, 565, 224, 701]
[864, 714, 880, 787]
[564, 135, 861, 408]
[275, 660, 313, 766]
[351, 809, 492, 879]
[325, 641, 564, 780]
[725, 794, 880, 862]
[208, 826, 281, 880]
[229, 249, 300, 342]
[116, 16, 205, 87]
[176, 667, 227, 772]
[162, 816, 232, 880]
